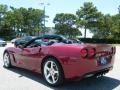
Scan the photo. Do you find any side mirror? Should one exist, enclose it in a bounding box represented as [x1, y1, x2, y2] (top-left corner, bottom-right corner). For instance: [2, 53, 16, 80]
[18, 45, 24, 49]
[67, 40, 72, 44]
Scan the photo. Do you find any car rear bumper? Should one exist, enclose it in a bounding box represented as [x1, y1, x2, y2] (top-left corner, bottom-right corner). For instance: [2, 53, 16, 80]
[60, 55, 115, 79]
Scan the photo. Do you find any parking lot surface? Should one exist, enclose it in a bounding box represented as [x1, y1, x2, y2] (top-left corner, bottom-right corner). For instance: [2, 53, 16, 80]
[0, 43, 120, 90]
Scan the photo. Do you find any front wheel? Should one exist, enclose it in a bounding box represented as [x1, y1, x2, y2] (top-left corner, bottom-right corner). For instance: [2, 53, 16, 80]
[43, 58, 64, 86]
[3, 52, 12, 68]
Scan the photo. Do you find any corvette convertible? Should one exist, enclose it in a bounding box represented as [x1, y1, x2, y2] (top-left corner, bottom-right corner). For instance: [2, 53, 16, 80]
[3, 35, 116, 86]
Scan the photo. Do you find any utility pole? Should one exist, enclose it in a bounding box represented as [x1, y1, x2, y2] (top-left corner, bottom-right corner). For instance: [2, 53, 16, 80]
[43, 6, 45, 32]
[40, 3, 50, 35]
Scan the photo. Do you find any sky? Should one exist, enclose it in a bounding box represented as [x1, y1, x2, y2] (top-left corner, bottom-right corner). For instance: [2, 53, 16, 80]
[0, 0, 120, 37]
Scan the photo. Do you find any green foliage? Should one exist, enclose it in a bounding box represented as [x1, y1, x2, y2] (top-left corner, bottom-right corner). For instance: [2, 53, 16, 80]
[76, 2, 102, 38]
[0, 4, 44, 39]
[0, 4, 8, 13]
[53, 13, 82, 38]
[111, 14, 120, 39]
[1, 3, 120, 41]
[79, 38, 120, 44]
[76, 2, 120, 39]
[92, 14, 113, 39]
[0, 5, 12, 38]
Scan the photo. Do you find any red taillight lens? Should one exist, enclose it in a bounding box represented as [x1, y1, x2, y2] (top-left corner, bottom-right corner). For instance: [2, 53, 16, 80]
[111, 47, 114, 54]
[80, 49, 88, 58]
[89, 48, 96, 57]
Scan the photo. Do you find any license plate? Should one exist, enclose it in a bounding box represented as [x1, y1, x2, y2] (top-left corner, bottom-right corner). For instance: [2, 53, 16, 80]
[99, 57, 108, 65]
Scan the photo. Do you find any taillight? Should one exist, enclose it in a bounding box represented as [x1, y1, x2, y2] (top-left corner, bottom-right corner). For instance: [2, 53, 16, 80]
[113, 47, 116, 54]
[111, 47, 116, 55]
[111, 47, 114, 54]
[80, 49, 88, 58]
[89, 48, 96, 57]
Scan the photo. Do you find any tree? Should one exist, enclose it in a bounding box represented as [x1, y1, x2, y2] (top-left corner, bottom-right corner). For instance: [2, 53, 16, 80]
[111, 14, 120, 39]
[76, 2, 101, 38]
[4, 7, 44, 37]
[0, 4, 8, 13]
[0, 4, 8, 26]
[105, 5, 120, 39]
[53, 13, 82, 38]
[0, 4, 9, 38]
[0, 5, 45, 39]
[92, 14, 113, 38]
[23, 8, 44, 35]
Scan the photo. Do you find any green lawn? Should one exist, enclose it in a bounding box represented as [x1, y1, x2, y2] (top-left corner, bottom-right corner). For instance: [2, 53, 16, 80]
[112, 44, 120, 46]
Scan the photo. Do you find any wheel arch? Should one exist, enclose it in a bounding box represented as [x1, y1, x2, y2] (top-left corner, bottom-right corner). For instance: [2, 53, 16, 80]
[3, 50, 9, 56]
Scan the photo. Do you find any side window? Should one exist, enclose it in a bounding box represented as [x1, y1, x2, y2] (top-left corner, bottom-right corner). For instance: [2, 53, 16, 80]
[26, 39, 43, 48]
[15, 36, 34, 47]
[19, 37, 32, 45]
[15, 38, 26, 46]
[19, 38, 27, 45]
[24, 37, 32, 41]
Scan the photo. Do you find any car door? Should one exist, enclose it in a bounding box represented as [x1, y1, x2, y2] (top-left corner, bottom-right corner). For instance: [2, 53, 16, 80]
[20, 37, 48, 72]
[13, 36, 35, 68]
[11, 47, 24, 67]
[20, 46, 43, 71]
[12, 37, 28, 67]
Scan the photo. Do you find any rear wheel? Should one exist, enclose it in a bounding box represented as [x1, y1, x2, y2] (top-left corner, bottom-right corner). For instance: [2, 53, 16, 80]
[43, 58, 64, 86]
[3, 52, 12, 68]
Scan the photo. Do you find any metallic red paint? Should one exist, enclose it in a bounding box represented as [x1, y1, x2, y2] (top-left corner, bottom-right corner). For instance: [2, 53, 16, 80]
[5, 43, 115, 79]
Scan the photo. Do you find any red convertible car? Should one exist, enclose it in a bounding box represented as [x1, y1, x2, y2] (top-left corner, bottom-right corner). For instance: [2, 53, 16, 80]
[3, 35, 116, 86]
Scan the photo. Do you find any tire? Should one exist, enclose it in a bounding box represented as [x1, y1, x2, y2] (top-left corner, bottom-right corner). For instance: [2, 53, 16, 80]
[3, 52, 12, 68]
[43, 58, 64, 86]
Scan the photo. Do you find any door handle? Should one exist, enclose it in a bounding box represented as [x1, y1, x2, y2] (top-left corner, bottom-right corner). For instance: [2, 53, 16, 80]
[39, 48, 42, 52]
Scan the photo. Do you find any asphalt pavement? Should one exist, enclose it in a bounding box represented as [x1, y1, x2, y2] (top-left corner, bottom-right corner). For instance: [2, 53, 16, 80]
[0, 43, 120, 90]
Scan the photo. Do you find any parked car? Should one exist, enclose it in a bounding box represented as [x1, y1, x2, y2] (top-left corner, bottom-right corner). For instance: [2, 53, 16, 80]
[0, 38, 7, 47]
[11, 38, 20, 44]
[3, 35, 116, 86]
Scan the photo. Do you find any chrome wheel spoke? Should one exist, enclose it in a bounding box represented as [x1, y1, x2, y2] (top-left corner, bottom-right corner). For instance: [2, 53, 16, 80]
[51, 75, 56, 83]
[46, 66, 50, 71]
[54, 71, 59, 74]
[46, 73, 51, 79]
[50, 61, 54, 69]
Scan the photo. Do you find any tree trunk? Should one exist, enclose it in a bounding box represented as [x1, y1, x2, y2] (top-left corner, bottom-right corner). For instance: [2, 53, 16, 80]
[84, 26, 87, 38]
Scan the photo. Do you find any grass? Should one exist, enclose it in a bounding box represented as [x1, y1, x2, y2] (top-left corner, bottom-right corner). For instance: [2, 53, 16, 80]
[112, 44, 120, 46]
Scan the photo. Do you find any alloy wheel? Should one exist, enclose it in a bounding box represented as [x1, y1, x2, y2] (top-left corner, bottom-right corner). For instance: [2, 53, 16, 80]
[44, 60, 59, 84]
[3, 52, 10, 68]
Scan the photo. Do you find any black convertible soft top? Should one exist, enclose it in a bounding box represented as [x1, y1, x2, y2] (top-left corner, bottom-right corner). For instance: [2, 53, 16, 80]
[15, 34, 82, 47]
[15, 35, 67, 47]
